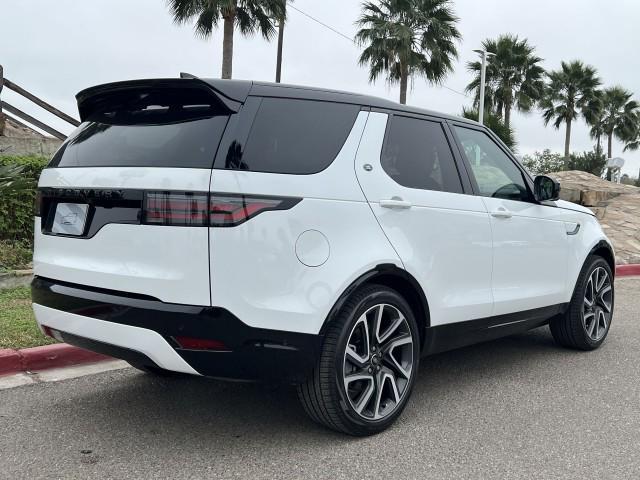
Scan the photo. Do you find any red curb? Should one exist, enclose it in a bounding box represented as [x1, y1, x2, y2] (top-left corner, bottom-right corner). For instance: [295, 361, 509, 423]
[0, 349, 23, 376]
[0, 344, 111, 377]
[616, 264, 640, 277]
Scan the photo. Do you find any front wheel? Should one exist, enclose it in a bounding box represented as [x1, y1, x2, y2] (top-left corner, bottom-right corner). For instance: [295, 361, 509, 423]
[297, 284, 420, 436]
[550, 255, 614, 350]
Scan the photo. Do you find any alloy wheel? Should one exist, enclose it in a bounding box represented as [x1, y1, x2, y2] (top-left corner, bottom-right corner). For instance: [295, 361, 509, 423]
[582, 266, 613, 342]
[342, 303, 414, 420]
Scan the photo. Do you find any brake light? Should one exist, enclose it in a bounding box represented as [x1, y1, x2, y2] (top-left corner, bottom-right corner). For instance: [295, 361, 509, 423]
[209, 194, 298, 227]
[144, 192, 209, 226]
[143, 192, 300, 227]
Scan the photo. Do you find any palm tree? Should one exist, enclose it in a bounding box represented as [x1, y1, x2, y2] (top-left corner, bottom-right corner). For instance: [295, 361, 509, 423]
[585, 89, 605, 154]
[466, 34, 545, 129]
[600, 86, 639, 158]
[168, 0, 287, 79]
[541, 60, 601, 160]
[0, 164, 30, 193]
[461, 107, 516, 150]
[624, 120, 640, 152]
[355, 0, 461, 105]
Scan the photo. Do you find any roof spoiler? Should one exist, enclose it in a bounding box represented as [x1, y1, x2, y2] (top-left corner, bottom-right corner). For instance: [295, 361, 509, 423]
[75, 77, 252, 122]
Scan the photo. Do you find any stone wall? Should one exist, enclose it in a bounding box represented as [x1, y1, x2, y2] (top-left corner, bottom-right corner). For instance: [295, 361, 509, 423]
[0, 136, 62, 157]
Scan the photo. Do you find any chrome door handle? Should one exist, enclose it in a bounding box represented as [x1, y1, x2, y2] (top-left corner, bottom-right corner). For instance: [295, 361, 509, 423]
[490, 208, 512, 219]
[380, 198, 412, 209]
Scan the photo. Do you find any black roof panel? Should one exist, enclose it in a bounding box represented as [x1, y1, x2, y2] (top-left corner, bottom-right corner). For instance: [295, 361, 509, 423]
[77, 77, 477, 126]
[202, 78, 476, 125]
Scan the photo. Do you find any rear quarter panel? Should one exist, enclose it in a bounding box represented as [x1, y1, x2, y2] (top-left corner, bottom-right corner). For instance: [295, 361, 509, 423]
[208, 111, 403, 334]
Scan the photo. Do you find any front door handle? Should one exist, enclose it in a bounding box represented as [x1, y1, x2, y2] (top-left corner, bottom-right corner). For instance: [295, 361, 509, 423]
[490, 207, 512, 219]
[380, 197, 412, 209]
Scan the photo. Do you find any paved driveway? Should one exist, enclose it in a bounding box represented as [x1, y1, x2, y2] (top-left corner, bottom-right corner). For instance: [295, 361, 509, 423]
[1, 277, 639, 479]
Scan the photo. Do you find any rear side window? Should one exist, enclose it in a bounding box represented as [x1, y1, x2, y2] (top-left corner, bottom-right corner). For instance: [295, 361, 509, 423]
[381, 116, 463, 193]
[223, 98, 359, 174]
[49, 87, 230, 169]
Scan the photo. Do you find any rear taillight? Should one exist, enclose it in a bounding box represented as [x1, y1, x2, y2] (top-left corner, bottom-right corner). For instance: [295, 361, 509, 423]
[209, 194, 299, 227]
[143, 192, 300, 227]
[144, 192, 209, 226]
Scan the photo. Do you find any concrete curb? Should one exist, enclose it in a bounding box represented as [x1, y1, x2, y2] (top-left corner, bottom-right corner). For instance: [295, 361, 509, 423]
[0, 269, 33, 290]
[616, 264, 640, 277]
[0, 344, 111, 377]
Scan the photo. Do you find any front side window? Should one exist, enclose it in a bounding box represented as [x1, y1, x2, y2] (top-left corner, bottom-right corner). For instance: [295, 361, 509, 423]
[454, 127, 530, 202]
[381, 116, 463, 193]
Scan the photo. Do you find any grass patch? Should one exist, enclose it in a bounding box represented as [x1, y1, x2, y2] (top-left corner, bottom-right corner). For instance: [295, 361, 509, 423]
[0, 286, 56, 349]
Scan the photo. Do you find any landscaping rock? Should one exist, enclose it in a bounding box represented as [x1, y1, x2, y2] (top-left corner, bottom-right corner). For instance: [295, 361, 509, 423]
[551, 171, 640, 265]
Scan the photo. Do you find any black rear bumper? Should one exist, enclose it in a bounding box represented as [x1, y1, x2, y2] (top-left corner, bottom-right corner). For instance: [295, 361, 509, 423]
[31, 277, 322, 383]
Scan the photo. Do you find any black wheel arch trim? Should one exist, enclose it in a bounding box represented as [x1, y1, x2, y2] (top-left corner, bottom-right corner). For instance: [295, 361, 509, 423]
[319, 264, 431, 348]
[589, 240, 616, 276]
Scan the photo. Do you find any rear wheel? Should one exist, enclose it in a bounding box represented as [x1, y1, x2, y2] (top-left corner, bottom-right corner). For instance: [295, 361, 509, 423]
[550, 255, 614, 350]
[297, 284, 420, 436]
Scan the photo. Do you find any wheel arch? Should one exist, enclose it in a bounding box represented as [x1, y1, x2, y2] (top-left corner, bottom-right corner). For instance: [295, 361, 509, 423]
[320, 264, 431, 348]
[589, 240, 616, 276]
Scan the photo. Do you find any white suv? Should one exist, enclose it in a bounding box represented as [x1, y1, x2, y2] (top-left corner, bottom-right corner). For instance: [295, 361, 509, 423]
[31, 78, 615, 435]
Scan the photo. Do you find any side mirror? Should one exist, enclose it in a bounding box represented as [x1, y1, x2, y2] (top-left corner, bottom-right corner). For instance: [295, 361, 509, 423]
[534, 175, 560, 202]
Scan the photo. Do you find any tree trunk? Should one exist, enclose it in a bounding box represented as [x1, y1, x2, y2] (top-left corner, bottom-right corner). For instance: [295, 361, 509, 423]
[607, 133, 613, 159]
[399, 65, 408, 105]
[564, 118, 572, 161]
[221, 13, 235, 79]
[275, 19, 285, 83]
[504, 102, 511, 129]
[596, 134, 602, 155]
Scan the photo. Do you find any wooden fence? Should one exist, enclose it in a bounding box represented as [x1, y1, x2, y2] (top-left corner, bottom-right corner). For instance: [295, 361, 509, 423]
[0, 65, 79, 140]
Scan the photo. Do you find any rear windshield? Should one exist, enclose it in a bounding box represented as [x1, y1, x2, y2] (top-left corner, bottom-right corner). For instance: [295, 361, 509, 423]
[49, 89, 229, 169]
[218, 98, 360, 175]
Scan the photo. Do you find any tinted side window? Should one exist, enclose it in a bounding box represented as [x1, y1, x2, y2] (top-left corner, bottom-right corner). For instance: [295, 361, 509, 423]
[454, 127, 530, 202]
[381, 116, 463, 193]
[226, 98, 359, 174]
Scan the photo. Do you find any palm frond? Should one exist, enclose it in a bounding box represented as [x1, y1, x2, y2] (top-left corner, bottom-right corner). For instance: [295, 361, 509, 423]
[354, 0, 461, 95]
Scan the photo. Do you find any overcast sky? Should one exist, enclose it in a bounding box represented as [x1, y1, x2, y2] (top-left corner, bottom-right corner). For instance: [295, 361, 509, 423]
[2, 0, 639, 175]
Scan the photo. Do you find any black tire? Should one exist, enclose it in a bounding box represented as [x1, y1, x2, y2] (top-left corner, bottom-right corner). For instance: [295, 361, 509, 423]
[550, 255, 614, 350]
[297, 284, 420, 436]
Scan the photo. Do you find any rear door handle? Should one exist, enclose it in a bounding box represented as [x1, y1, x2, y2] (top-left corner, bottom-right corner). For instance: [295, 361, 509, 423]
[490, 207, 512, 219]
[380, 198, 412, 209]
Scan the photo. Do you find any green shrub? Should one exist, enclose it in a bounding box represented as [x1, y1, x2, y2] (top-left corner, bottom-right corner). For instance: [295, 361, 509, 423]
[0, 155, 48, 243]
[0, 239, 33, 271]
[521, 150, 565, 175]
[566, 150, 607, 177]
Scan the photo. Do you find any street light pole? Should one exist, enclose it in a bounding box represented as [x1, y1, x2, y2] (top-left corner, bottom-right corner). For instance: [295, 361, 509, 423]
[473, 49, 490, 125]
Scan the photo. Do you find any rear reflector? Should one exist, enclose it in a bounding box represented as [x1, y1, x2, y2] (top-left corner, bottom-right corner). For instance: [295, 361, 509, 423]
[143, 192, 301, 227]
[174, 336, 229, 351]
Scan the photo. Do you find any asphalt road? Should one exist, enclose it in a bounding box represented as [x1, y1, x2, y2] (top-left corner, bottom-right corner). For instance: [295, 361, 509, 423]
[2, 278, 639, 480]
